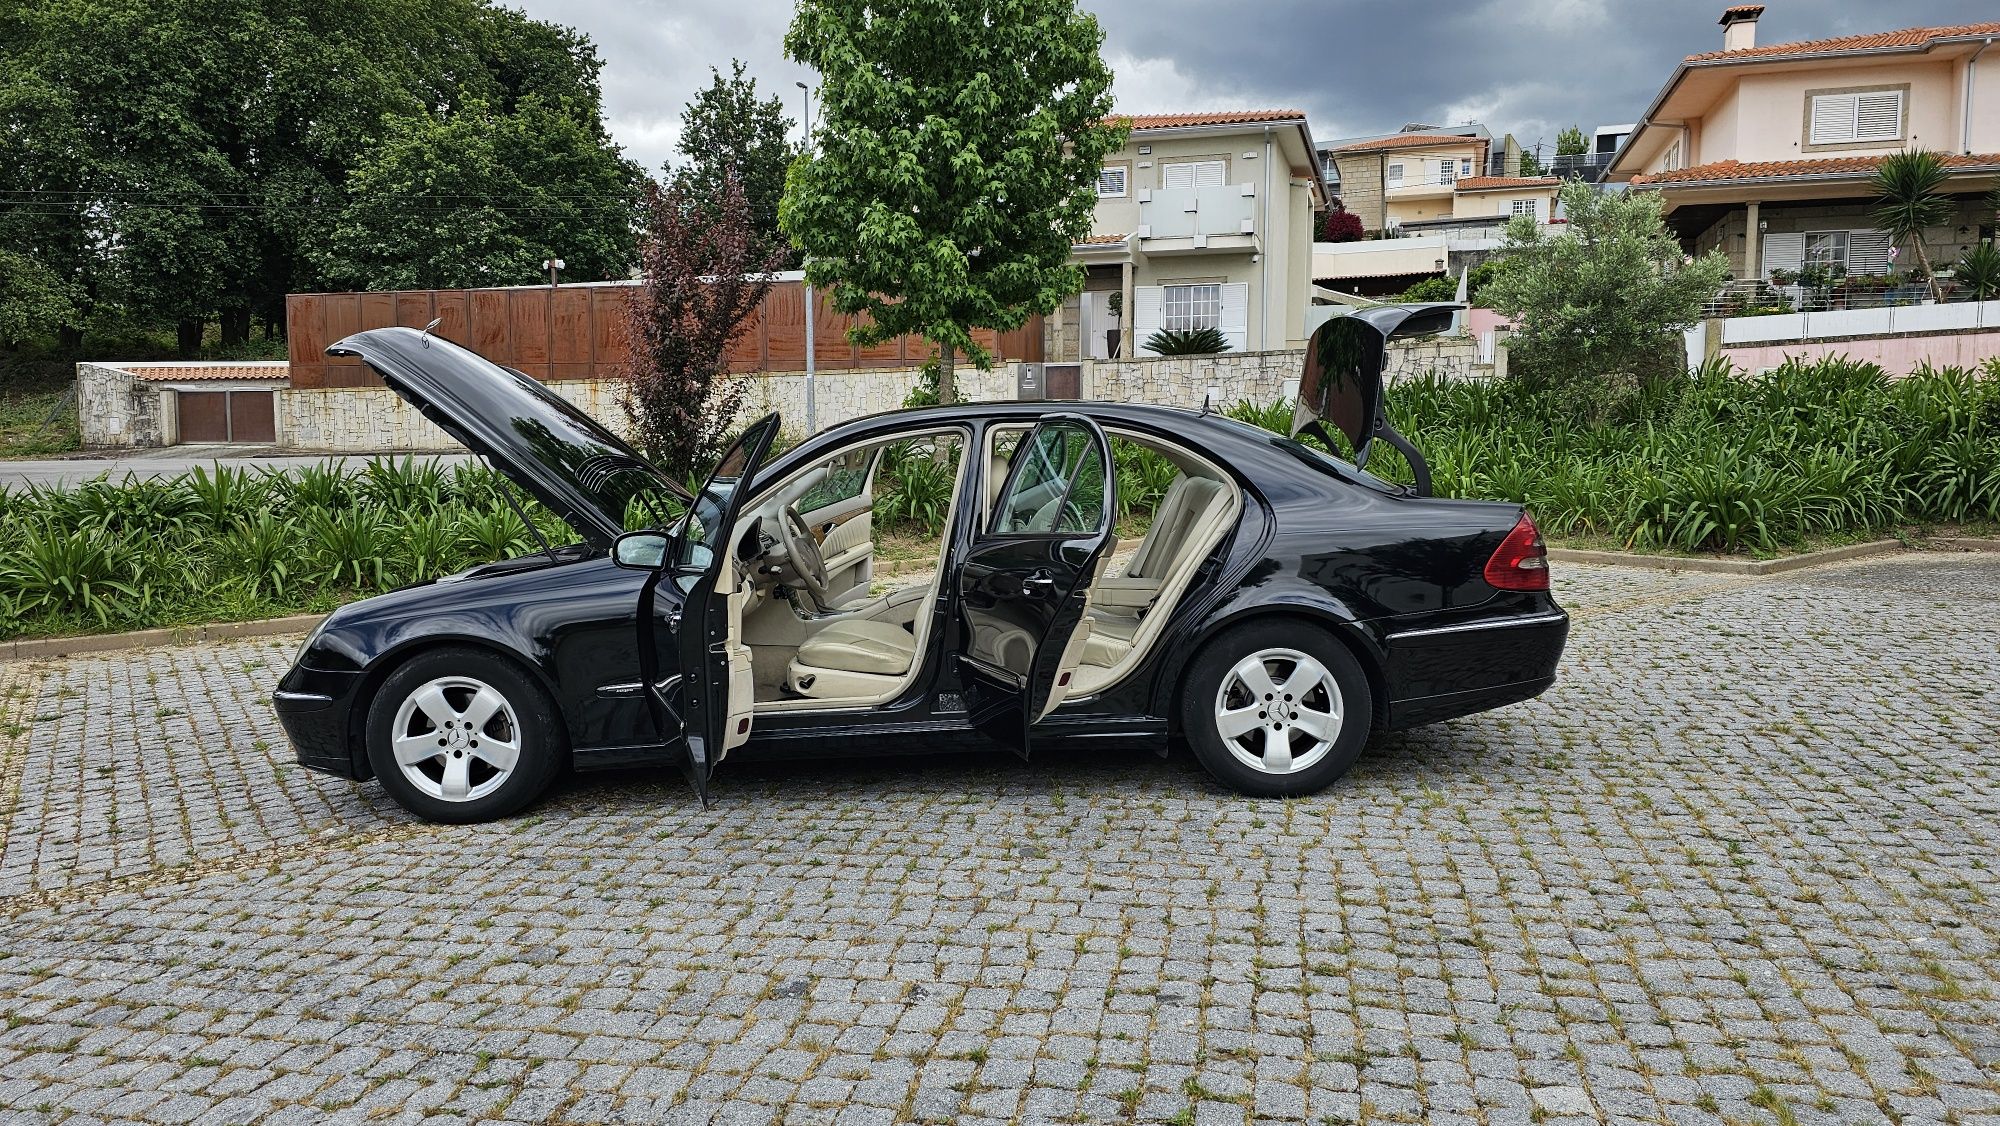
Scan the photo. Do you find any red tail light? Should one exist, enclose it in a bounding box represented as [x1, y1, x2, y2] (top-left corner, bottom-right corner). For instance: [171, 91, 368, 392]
[1484, 513, 1550, 591]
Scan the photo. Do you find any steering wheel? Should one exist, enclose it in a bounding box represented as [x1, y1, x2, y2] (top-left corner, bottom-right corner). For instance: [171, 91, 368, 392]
[782, 504, 834, 608]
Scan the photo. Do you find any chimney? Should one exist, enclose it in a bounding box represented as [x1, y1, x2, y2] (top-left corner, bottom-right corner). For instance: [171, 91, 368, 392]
[1719, 5, 1764, 52]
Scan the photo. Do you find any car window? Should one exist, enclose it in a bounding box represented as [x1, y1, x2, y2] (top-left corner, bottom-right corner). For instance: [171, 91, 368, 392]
[992, 421, 1107, 534]
[795, 447, 872, 513]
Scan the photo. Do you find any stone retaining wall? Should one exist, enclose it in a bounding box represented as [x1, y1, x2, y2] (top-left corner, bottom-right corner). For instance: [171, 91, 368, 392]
[78, 363, 162, 448]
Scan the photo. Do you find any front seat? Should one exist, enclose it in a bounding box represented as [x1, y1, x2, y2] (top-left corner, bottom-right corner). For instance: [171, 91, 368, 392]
[786, 619, 919, 700]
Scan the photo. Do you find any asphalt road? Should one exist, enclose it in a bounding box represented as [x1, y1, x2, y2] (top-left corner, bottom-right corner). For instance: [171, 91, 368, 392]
[0, 446, 474, 490]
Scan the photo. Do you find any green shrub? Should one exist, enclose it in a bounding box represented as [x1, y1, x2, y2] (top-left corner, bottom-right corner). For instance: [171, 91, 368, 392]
[1144, 327, 1230, 356]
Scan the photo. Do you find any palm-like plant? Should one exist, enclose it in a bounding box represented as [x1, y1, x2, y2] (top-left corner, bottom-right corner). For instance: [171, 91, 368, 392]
[1957, 243, 2000, 302]
[1869, 150, 1953, 303]
[1144, 327, 1230, 356]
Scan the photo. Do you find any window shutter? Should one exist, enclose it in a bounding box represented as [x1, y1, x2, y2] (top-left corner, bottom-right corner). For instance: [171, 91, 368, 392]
[1163, 160, 1226, 190]
[1161, 163, 1193, 190]
[1854, 91, 1902, 141]
[1196, 161, 1225, 189]
[1761, 232, 1804, 279]
[1847, 229, 1893, 275]
[1133, 286, 1164, 354]
[1098, 167, 1126, 197]
[1219, 283, 1249, 353]
[1809, 93, 1858, 145]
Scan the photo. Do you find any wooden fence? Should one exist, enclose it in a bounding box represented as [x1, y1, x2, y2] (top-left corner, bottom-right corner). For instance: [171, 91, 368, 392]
[285, 281, 1044, 390]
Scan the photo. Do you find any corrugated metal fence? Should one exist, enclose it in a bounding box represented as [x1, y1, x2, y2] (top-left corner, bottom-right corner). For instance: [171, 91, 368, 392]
[285, 281, 1045, 390]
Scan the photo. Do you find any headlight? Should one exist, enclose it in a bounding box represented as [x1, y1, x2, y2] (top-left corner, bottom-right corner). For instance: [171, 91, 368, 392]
[294, 618, 330, 668]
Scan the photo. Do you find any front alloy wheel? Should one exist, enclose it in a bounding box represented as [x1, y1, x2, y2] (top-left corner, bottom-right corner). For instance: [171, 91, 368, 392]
[366, 647, 563, 823]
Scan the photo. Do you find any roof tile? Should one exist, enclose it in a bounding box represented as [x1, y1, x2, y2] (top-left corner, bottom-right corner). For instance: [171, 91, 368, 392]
[1331, 133, 1482, 154]
[1454, 175, 1561, 191]
[116, 362, 290, 383]
[1686, 21, 2000, 63]
[1114, 109, 1306, 130]
[1631, 153, 2000, 186]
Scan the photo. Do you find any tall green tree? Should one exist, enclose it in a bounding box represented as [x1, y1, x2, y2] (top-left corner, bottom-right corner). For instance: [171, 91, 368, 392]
[669, 61, 797, 260]
[1556, 126, 1587, 157]
[781, 0, 1124, 403]
[1869, 149, 1954, 304]
[1479, 180, 1728, 392]
[315, 98, 641, 291]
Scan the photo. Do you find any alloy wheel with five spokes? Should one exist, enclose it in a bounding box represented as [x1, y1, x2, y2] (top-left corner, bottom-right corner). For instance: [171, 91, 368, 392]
[391, 675, 522, 802]
[1214, 648, 1344, 775]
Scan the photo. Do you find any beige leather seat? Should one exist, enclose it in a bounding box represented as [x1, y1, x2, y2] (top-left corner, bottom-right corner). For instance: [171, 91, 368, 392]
[786, 618, 919, 699]
[1092, 476, 1226, 614]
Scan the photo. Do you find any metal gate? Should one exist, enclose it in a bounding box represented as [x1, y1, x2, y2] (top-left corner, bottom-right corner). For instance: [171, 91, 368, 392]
[1044, 364, 1081, 400]
[178, 390, 276, 443]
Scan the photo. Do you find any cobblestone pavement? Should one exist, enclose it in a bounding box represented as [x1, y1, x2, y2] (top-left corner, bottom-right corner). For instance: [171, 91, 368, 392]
[0, 554, 1996, 1126]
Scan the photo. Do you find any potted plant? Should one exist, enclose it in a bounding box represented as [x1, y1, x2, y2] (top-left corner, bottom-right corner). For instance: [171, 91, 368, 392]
[1767, 267, 1798, 287]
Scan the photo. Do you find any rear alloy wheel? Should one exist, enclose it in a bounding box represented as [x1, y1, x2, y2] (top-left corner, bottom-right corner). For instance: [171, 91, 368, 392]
[1181, 621, 1372, 797]
[367, 647, 562, 823]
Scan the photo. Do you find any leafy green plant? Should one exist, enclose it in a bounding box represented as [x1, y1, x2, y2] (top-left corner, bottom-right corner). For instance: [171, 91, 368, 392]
[456, 505, 535, 561]
[360, 456, 451, 514]
[184, 465, 270, 529]
[1143, 327, 1230, 356]
[301, 506, 397, 590]
[0, 520, 141, 626]
[1954, 242, 2000, 302]
[1869, 149, 1954, 304]
[877, 455, 955, 532]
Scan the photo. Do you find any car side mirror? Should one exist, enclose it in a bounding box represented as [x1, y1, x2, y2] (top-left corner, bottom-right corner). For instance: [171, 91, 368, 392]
[612, 530, 670, 571]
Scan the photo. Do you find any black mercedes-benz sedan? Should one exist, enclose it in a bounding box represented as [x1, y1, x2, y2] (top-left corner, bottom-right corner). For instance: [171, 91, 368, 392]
[274, 304, 1568, 822]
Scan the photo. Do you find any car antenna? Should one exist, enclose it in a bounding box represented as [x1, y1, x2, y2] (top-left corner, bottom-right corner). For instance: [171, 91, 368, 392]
[418, 317, 443, 347]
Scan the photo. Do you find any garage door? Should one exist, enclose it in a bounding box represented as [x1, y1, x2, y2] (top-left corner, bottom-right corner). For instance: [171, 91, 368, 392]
[178, 390, 276, 444]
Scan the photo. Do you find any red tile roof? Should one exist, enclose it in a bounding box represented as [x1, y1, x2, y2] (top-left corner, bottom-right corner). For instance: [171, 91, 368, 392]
[118, 362, 290, 383]
[1686, 21, 2000, 63]
[1331, 133, 1481, 154]
[1072, 233, 1129, 246]
[1719, 5, 1765, 23]
[1454, 175, 1561, 192]
[1632, 153, 2000, 186]
[1114, 110, 1306, 130]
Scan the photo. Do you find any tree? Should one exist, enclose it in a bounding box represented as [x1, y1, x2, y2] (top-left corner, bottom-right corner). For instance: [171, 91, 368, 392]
[1556, 126, 1587, 157]
[1869, 149, 1954, 304]
[1955, 243, 2000, 301]
[669, 61, 797, 260]
[781, 0, 1124, 404]
[315, 98, 641, 291]
[0, 249, 83, 346]
[1320, 206, 1364, 243]
[620, 176, 788, 480]
[1478, 180, 1729, 390]
[1518, 150, 1544, 177]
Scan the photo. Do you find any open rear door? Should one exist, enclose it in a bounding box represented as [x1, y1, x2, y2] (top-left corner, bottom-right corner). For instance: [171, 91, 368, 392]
[955, 415, 1116, 756]
[636, 414, 780, 805]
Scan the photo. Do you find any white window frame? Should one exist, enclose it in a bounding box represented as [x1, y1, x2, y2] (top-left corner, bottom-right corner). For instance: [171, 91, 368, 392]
[1386, 162, 1405, 188]
[1809, 89, 1904, 146]
[1097, 165, 1127, 198]
[1161, 283, 1223, 333]
[1510, 198, 1539, 219]
[1160, 160, 1226, 190]
[1438, 159, 1456, 185]
[1804, 230, 1849, 271]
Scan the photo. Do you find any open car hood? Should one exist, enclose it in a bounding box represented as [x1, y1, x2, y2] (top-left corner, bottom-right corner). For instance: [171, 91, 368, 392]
[327, 327, 682, 549]
[1292, 303, 1459, 466]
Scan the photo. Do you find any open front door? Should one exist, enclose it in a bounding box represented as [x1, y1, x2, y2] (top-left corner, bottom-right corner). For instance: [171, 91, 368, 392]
[635, 414, 780, 805]
[956, 415, 1116, 756]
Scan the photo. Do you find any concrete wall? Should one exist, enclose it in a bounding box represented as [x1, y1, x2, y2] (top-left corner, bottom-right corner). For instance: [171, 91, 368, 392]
[1721, 332, 2000, 375]
[78, 363, 165, 449]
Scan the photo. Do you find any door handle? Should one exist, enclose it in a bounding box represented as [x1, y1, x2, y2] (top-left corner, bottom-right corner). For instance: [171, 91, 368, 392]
[1022, 574, 1057, 598]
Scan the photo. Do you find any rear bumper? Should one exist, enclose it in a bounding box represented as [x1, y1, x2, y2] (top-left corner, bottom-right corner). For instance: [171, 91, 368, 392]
[1380, 607, 1568, 729]
[272, 664, 368, 780]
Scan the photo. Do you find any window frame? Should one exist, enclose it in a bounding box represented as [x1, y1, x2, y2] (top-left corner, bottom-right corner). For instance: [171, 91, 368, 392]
[1803, 85, 1907, 151]
[1385, 161, 1405, 188]
[1510, 198, 1539, 219]
[1160, 158, 1228, 191]
[1096, 163, 1129, 198]
[1160, 282, 1224, 333]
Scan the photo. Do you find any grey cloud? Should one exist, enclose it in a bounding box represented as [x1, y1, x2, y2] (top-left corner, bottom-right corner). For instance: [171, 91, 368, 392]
[509, 0, 1997, 169]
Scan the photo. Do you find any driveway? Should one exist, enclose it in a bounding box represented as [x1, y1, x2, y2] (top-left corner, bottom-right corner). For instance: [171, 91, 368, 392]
[0, 447, 472, 490]
[0, 556, 1996, 1125]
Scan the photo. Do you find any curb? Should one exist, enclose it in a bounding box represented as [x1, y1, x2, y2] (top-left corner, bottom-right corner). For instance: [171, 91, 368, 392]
[1548, 540, 1906, 576]
[1937, 537, 2000, 553]
[2, 614, 324, 663]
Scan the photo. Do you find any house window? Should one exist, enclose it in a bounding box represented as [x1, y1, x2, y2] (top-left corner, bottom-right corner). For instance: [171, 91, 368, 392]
[1160, 160, 1226, 190]
[1460, 158, 1473, 177]
[1161, 283, 1222, 332]
[1804, 230, 1849, 271]
[1386, 162, 1405, 188]
[1511, 199, 1539, 219]
[1809, 89, 1903, 145]
[1097, 165, 1127, 197]
[1438, 159, 1456, 184]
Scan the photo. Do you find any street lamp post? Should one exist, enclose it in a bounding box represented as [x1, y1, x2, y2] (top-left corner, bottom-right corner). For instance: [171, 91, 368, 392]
[797, 81, 817, 435]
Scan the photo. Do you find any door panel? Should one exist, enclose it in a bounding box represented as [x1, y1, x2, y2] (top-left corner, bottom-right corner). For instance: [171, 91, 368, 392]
[229, 391, 276, 443]
[955, 416, 1115, 755]
[818, 509, 873, 605]
[796, 446, 877, 606]
[178, 392, 228, 442]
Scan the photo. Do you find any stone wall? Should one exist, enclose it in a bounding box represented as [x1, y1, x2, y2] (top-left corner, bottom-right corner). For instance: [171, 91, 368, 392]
[1085, 349, 1303, 407]
[77, 363, 164, 448]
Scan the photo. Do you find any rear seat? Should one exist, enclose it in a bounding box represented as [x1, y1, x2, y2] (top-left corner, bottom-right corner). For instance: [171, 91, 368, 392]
[1081, 475, 1232, 669]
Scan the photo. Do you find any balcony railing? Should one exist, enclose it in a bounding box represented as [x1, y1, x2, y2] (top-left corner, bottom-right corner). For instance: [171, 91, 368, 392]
[1137, 184, 1256, 241]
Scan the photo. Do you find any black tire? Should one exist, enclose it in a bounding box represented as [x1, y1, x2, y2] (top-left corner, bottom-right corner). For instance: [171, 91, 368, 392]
[1179, 620, 1373, 798]
[366, 646, 564, 823]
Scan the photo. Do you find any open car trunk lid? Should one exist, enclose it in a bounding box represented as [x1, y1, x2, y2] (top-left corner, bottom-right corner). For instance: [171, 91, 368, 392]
[327, 327, 683, 549]
[1292, 302, 1459, 467]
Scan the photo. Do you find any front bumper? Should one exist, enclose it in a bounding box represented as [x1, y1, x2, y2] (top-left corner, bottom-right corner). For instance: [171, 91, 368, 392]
[272, 663, 368, 780]
[1380, 606, 1570, 729]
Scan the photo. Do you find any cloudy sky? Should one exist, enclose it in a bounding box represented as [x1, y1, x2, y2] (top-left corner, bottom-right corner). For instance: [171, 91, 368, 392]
[510, 0, 1997, 172]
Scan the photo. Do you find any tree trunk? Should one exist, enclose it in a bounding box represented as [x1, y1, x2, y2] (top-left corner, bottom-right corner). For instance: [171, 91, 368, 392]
[1910, 235, 1945, 304]
[176, 318, 205, 357]
[938, 342, 958, 405]
[220, 308, 251, 347]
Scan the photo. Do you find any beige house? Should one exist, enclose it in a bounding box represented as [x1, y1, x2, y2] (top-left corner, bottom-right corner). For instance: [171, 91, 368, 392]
[1608, 6, 2000, 284]
[1065, 110, 1327, 358]
[1323, 133, 1558, 236]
